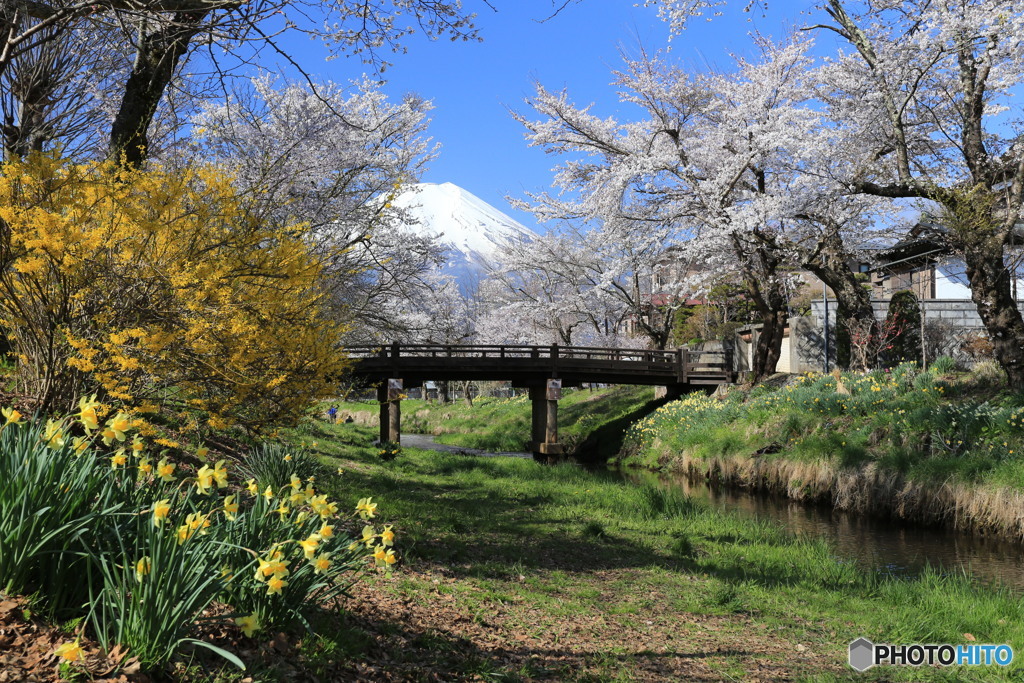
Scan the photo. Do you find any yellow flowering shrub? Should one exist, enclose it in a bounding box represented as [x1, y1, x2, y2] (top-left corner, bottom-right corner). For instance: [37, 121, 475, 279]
[0, 155, 348, 428]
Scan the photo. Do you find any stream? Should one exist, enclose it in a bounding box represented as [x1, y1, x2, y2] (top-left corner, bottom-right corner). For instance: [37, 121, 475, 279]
[405, 432, 1024, 591]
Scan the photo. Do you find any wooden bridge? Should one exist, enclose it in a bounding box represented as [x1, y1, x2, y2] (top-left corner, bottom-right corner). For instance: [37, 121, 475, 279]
[346, 343, 735, 460]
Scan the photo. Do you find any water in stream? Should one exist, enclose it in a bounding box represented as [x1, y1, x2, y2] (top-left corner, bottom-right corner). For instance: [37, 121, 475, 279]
[404, 433, 1024, 591]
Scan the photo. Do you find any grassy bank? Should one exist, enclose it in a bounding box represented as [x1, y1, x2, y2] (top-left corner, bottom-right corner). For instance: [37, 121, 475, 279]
[338, 385, 658, 460]
[616, 361, 1024, 538]
[290, 418, 1024, 681]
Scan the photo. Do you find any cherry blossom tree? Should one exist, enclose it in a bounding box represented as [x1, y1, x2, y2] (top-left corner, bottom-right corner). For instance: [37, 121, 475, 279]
[810, 0, 1024, 382]
[512, 37, 832, 375]
[479, 231, 622, 346]
[653, 0, 1024, 382]
[187, 75, 445, 339]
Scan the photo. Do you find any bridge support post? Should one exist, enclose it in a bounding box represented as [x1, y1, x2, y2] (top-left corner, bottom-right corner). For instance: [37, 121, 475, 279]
[377, 379, 402, 445]
[529, 380, 563, 462]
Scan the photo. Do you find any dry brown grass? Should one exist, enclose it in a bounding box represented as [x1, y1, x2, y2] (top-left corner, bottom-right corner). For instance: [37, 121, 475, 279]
[667, 451, 1024, 540]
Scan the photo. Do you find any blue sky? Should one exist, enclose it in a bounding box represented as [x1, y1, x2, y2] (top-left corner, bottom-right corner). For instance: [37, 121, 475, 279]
[278, 0, 810, 231]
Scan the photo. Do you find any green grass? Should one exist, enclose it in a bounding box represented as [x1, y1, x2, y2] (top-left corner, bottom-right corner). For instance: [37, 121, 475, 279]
[618, 362, 1024, 489]
[339, 385, 658, 459]
[288, 417, 1024, 680]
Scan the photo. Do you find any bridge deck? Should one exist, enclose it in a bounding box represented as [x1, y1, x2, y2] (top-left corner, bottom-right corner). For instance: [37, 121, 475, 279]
[346, 343, 735, 387]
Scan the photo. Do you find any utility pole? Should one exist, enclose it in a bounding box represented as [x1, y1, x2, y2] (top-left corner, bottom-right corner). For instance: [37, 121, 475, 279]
[823, 282, 830, 373]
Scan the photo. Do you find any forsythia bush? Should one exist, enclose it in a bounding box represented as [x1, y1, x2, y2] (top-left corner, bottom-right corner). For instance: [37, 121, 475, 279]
[0, 154, 348, 428]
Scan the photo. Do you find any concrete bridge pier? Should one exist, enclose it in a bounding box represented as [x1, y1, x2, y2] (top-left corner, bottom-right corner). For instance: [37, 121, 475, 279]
[377, 379, 402, 445]
[529, 380, 563, 462]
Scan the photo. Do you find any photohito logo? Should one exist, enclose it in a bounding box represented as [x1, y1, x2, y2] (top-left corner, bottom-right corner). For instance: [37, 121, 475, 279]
[848, 638, 1014, 672]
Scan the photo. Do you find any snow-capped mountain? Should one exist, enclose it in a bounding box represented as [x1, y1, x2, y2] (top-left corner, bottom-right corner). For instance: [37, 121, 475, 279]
[393, 182, 535, 284]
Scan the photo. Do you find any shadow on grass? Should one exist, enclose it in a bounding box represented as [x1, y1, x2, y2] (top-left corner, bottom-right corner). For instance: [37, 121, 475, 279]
[313, 601, 769, 682]
[569, 395, 669, 464]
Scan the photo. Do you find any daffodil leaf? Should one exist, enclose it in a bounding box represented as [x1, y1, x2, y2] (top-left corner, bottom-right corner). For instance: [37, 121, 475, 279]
[182, 639, 245, 670]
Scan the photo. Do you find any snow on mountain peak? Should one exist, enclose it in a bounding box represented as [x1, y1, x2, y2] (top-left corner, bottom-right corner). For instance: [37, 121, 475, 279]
[393, 182, 535, 272]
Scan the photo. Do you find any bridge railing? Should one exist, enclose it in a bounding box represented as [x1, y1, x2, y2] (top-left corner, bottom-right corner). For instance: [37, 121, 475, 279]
[344, 343, 678, 363]
[345, 343, 734, 383]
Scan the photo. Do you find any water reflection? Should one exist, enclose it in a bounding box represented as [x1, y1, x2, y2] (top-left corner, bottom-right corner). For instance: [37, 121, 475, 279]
[625, 469, 1024, 591]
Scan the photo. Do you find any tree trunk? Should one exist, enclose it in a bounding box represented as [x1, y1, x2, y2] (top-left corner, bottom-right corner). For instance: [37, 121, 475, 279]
[963, 239, 1024, 385]
[735, 235, 788, 381]
[801, 232, 876, 370]
[108, 12, 207, 166]
[753, 307, 787, 380]
[462, 380, 473, 407]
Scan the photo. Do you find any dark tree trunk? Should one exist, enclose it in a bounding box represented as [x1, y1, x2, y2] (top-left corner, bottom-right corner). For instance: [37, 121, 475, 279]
[108, 11, 207, 166]
[800, 232, 876, 370]
[962, 238, 1024, 385]
[735, 234, 788, 381]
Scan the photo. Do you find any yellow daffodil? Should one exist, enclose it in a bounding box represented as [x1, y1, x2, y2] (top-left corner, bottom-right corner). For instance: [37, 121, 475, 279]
[263, 485, 274, 502]
[356, 497, 377, 520]
[135, 556, 151, 582]
[152, 498, 171, 527]
[42, 419, 66, 449]
[372, 544, 388, 564]
[254, 556, 289, 582]
[176, 524, 191, 544]
[212, 460, 228, 488]
[266, 575, 287, 595]
[290, 474, 302, 490]
[289, 489, 307, 506]
[298, 534, 321, 559]
[110, 449, 127, 470]
[138, 456, 153, 477]
[2, 406, 23, 425]
[54, 637, 84, 662]
[101, 426, 117, 445]
[318, 523, 334, 539]
[195, 464, 214, 494]
[196, 444, 209, 459]
[312, 553, 332, 574]
[130, 434, 145, 454]
[246, 478, 258, 496]
[306, 475, 316, 483]
[275, 502, 290, 519]
[336, 467, 344, 475]
[235, 613, 260, 637]
[360, 525, 375, 547]
[156, 457, 176, 482]
[310, 494, 338, 519]
[283, 454, 292, 462]
[223, 494, 239, 521]
[381, 525, 395, 547]
[106, 412, 131, 442]
[77, 395, 100, 431]
[187, 512, 210, 532]
[294, 511, 309, 526]
[383, 549, 397, 566]
[71, 436, 89, 455]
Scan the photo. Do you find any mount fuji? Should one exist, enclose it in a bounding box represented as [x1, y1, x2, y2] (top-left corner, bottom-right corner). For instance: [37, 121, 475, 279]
[393, 182, 536, 285]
